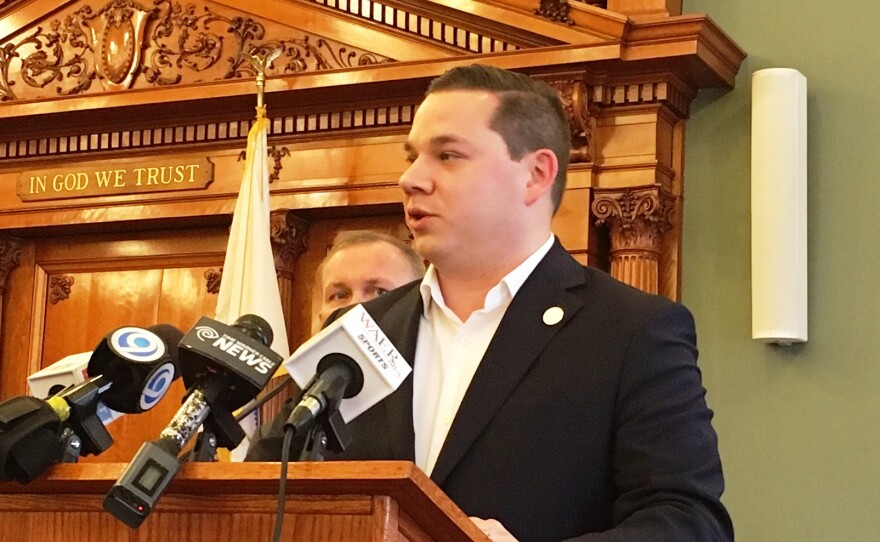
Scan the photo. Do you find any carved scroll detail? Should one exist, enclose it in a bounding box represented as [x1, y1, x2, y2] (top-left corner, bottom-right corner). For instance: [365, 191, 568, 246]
[49, 275, 75, 304]
[204, 268, 221, 295]
[270, 211, 310, 274]
[237, 146, 289, 184]
[0, 0, 393, 101]
[549, 78, 592, 163]
[592, 188, 675, 294]
[0, 234, 23, 295]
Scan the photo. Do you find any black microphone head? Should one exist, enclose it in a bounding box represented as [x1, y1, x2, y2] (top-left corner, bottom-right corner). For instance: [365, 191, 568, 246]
[177, 316, 284, 410]
[316, 353, 365, 399]
[231, 314, 273, 347]
[87, 324, 184, 413]
[147, 323, 184, 371]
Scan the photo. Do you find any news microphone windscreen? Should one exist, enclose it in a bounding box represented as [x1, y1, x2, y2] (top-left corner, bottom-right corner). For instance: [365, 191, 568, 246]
[316, 354, 365, 399]
[87, 324, 184, 414]
[147, 324, 184, 368]
[231, 314, 273, 347]
[177, 315, 283, 410]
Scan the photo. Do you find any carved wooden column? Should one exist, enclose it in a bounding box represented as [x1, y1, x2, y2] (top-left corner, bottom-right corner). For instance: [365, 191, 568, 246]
[586, 74, 693, 300]
[592, 188, 673, 295]
[270, 210, 310, 341]
[259, 210, 310, 421]
[0, 234, 22, 343]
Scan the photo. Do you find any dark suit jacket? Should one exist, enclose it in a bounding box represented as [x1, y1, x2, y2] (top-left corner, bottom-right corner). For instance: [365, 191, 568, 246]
[247, 241, 733, 542]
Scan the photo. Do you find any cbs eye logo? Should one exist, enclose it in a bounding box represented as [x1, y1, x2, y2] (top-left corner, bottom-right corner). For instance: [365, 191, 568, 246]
[110, 327, 167, 363]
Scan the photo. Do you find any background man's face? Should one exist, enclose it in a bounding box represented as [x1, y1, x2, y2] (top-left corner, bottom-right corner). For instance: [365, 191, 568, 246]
[319, 240, 420, 323]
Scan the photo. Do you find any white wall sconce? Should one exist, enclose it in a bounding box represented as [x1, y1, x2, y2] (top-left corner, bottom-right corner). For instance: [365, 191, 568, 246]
[751, 68, 808, 345]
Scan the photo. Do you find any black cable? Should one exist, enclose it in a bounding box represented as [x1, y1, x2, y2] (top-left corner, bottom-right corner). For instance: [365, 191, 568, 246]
[236, 375, 293, 422]
[272, 427, 295, 542]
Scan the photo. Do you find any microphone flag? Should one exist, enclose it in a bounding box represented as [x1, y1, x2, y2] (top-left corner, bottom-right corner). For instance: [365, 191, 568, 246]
[214, 94, 290, 460]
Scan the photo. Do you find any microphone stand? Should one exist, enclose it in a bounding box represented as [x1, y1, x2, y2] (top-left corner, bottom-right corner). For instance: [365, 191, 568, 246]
[298, 408, 351, 462]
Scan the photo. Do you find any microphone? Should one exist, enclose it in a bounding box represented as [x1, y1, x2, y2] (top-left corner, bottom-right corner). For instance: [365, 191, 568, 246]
[284, 353, 365, 435]
[103, 314, 282, 528]
[0, 324, 183, 483]
[27, 324, 184, 425]
[88, 323, 183, 414]
[283, 304, 411, 426]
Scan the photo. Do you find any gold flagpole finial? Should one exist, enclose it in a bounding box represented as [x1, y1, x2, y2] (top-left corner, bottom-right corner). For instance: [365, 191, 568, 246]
[244, 46, 282, 120]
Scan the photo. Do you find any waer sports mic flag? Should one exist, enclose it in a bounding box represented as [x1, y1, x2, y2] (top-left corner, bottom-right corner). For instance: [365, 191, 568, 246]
[284, 304, 411, 423]
[214, 93, 290, 460]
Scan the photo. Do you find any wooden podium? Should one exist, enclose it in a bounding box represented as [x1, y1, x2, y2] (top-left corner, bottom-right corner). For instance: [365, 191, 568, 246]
[0, 461, 489, 542]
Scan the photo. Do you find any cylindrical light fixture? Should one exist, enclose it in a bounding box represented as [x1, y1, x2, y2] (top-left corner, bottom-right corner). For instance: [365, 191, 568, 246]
[751, 68, 808, 345]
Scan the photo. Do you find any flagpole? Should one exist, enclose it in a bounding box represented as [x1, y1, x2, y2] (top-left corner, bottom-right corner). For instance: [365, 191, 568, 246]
[216, 46, 288, 461]
[244, 46, 281, 121]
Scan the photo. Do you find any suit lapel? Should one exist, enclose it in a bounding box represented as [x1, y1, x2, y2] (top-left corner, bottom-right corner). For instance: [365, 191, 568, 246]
[366, 284, 422, 461]
[430, 242, 587, 485]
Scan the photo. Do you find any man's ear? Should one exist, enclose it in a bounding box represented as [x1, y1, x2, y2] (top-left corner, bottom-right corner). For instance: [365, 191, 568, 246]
[523, 148, 558, 207]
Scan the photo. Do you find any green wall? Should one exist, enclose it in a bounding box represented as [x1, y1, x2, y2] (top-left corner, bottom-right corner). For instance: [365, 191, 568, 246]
[682, 1, 880, 540]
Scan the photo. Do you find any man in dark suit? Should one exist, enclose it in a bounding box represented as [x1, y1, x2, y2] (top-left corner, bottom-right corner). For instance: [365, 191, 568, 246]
[248, 64, 733, 542]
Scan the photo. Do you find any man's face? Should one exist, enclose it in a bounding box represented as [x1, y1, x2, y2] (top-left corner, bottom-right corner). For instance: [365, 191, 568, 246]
[399, 90, 534, 272]
[319, 241, 419, 322]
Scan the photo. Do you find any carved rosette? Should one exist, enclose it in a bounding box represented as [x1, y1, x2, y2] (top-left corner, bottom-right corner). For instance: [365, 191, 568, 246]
[592, 188, 674, 294]
[0, 233, 23, 295]
[549, 78, 591, 163]
[270, 210, 310, 275]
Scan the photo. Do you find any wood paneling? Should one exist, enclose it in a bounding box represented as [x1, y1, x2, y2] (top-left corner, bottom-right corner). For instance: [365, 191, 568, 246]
[0, 0, 744, 468]
[0, 462, 488, 542]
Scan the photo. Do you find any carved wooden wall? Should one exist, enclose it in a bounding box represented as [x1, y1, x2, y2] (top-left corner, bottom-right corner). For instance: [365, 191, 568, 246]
[0, 0, 745, 456]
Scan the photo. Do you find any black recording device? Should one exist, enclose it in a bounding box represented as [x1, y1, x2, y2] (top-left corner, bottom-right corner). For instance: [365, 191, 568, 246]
[0, 324, 183, 484]
[103, 314, 282, 528]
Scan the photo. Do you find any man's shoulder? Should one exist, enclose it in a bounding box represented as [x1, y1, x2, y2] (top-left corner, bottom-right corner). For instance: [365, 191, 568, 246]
[361, 278, 422, 315]
[543, 246, 676, 312]
[541, 249, 689, 331]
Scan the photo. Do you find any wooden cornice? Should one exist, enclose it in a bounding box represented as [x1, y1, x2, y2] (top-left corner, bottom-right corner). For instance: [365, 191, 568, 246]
[0, 13, 741, 128]
[214, 0, 463, 61]
[424, 0, 625, 43]
[623, 14, 746, 87]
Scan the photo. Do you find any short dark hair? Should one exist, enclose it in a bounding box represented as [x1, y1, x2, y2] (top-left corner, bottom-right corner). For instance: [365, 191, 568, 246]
[320, 230, 425, 281]
[427, 64, 571, 212]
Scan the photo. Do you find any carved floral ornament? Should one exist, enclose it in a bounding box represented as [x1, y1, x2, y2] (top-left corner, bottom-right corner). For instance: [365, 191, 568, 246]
[269, 211, 310, 272]
[592, 188, 675, 251]
[49, 274, 75, 304]
[0, 0, 392, 101]
[0, 233, 22, 295]
[535, 0, 608, 24]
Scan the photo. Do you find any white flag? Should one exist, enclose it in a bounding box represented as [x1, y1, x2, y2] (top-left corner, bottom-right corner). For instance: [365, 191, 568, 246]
[215, 111, 290, 460]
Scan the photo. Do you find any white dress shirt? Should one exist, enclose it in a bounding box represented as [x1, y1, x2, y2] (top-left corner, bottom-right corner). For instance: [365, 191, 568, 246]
[412, 234, 555, 475]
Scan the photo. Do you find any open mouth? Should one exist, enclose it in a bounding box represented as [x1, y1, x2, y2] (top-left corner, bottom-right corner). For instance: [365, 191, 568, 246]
[408, 208, 428, 220]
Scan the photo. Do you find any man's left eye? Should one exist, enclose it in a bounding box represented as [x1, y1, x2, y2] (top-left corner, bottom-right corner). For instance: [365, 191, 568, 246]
[438, 152, 456, 161]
